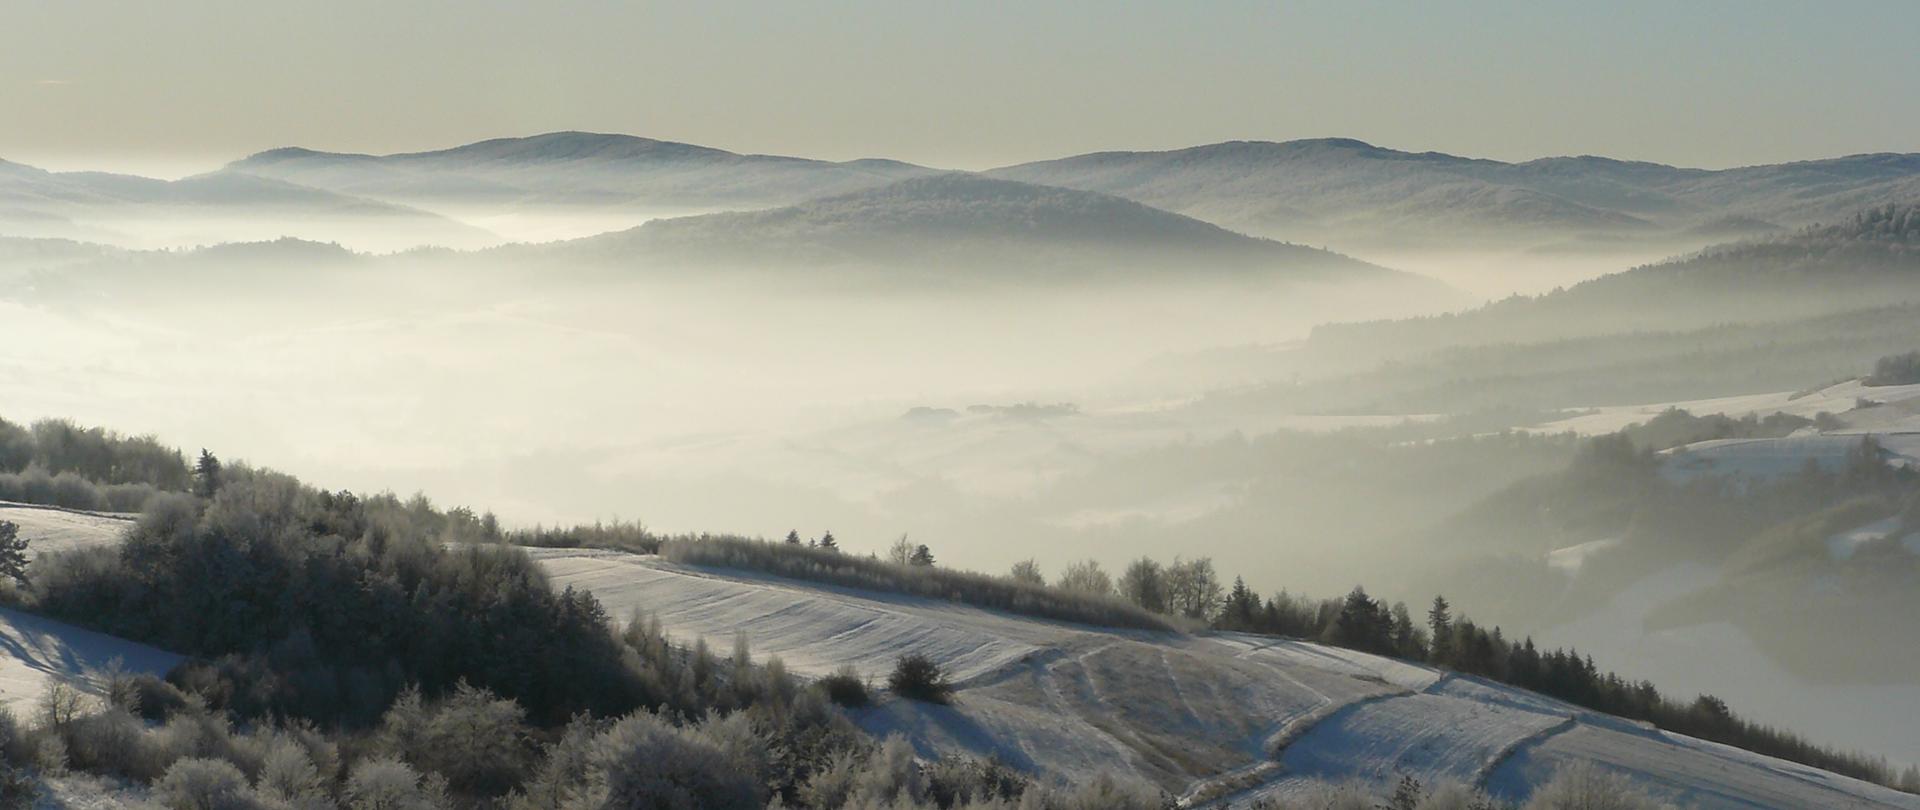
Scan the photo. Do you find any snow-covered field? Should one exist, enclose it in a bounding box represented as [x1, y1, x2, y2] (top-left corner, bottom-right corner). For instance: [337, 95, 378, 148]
[1536, 380, 1920, 436]
[0, 501, 135, 556]
[0, 504, 179, 714]
[0, 607, 181, 714]
[1, 508, 1909, 808]
[531, 546, 1920, 809]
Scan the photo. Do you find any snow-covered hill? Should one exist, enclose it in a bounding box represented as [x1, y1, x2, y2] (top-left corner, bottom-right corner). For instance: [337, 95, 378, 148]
[528, 546, 1920, 809]
[0, 503, 180, 711]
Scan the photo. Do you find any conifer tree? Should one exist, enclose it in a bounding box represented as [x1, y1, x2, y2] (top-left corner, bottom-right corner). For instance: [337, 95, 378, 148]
[0, 522, 27, 588]
[1427, 595, 1453, 665]
[193, 449, 223, 499]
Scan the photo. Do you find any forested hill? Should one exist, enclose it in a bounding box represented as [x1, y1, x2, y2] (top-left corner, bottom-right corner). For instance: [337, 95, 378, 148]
[1307, 203, 1920, 360]
[539, 173, 1432, 285]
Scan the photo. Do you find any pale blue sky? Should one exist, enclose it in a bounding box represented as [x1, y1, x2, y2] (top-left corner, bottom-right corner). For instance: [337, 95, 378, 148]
[3, 1, 1916, 175]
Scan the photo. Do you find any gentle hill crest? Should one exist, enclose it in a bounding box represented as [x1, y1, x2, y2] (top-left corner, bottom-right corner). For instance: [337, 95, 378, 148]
[226, 130, 941, 209]
[536, 172, 1451, 291]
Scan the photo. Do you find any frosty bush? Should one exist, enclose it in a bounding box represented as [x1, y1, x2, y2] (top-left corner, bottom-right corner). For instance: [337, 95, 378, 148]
[590, 711, 763, 810]
[154, 757, 253, 810]
[887, 654, 954, 705]
[816, 666, 870, 708]
[346, 757, 447, 810]
[1523, 762, 1674, 810]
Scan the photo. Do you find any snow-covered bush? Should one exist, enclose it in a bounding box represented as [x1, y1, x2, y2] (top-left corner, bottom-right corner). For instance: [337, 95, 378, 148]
[377, 684, 532, 798]
[590, 711, 763, 810]
[154, 757, 253, 810]
[887, 655, 953, 705]
[816, 666, 871, 708]
[1523, 762, 1673, 810]
[345, 757, 446, 810]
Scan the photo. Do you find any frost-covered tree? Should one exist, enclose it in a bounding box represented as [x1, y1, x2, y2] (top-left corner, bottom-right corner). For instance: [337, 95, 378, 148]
[1118, 557, 1166, 613]
[887, 535, 914, 566]
[909, 544, 935, 567]
[1008, 559, 1044, 587]
[0, 522, 27, 588]
[1057, 559, 1113, 596]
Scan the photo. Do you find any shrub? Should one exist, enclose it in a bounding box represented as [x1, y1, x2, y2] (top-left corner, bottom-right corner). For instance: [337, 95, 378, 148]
[887, 654, 954, 705]
[377, 683, 532, 798]
[154, 757, 252, 810]
[346, 757, 447, 810]
[253, 740, 327, 807]
[1523, 762, 1673, 810]
[815, 667, 870, 709]
[590, 711, 763, 810]
[924, 755, 1025, 806]
[0, 762, 35, 810]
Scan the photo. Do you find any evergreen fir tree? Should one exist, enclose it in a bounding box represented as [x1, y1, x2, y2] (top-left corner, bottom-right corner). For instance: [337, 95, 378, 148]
[0, 522, 27, 588]
[193, 448, 223, 499]
[1427, 595, 1454, 665]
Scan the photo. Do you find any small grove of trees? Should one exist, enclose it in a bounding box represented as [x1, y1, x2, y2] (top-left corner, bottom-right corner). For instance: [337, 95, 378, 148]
[659, 536, 1172, 631]
[1867, 350, 1920, 386]
[0, 417, 189, 491]
[1208, 581, 1909, 792]
[0, 416, 197, 512]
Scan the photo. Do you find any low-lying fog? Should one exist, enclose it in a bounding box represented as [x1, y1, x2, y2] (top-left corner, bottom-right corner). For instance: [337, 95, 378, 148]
[3, 231, 1480, 586]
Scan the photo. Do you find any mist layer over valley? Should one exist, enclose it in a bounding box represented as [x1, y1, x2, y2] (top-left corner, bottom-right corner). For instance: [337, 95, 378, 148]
[7, 131, 1920, 805]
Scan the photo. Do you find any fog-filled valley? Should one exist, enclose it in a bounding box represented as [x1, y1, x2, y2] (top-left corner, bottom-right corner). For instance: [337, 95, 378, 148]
[7, 128, 1920, 808]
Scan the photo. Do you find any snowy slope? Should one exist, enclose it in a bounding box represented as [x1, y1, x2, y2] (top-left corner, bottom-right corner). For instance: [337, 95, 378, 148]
[0, 502, 134, 556]
[0, 607, 181, 713]
[0, 504, 181, 712]
[530, 547, 1920, 809]
[1536, 379, 1920, 436]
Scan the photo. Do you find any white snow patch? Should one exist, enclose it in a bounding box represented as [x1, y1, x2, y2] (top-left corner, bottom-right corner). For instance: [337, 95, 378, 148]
[1535, 379, 1920, 436]
[533, 548, 1919, 808]
[0, 606, 181, 713]
[0, 502, 134, 556]
[1658, 433, 1920, 483]
[1827, 516, 1904, 561]
[1546, 538, 1620, 574]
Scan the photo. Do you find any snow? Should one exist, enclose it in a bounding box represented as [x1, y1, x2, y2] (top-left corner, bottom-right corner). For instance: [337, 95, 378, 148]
[1658, 433, 1920, 483]
[1535, 563, 1920, 777]
[0, 502, 134, 556]
[1827, 516, 1905, 561]
[1546, 538, 1621, 574]
[533, 547, 1920, 808]
[0, 606, 181, 713]
[1535, 379, 1920, 436]
[1488, 721, 1920, 810]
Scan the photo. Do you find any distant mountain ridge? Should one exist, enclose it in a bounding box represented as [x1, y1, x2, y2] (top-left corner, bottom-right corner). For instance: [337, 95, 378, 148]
[987, 138, 1920, 250]
[0, 157, 485, 250]
[537, 173, 1447, 291]
[227, 131, 939, 209]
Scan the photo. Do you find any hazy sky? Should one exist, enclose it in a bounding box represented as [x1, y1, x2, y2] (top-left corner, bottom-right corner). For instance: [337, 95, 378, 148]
[4, 1, 1917, 176]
